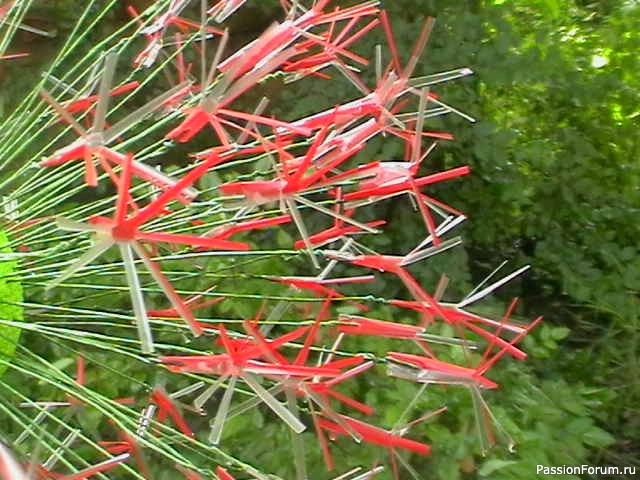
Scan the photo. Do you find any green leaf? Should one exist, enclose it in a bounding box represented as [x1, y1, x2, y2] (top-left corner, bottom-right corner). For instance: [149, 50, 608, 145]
[0, 230, 23, 377]
[478, 459, 518, 477]
[583, 427, 616, 448]
[551, 326, 570, 340]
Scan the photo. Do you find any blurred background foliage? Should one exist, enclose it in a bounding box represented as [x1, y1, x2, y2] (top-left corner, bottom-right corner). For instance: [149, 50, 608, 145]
[1, 0, 638, 478]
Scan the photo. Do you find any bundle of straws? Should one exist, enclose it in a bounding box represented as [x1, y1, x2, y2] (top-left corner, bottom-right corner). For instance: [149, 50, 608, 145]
[0, 1, 542, 478]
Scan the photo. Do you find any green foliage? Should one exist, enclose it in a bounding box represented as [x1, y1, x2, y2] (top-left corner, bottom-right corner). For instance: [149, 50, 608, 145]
[0, 231, 23, 376]
[362, 324, 613, 480]
[277, 0, 639, 473]
[458, 1, 640, 464]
